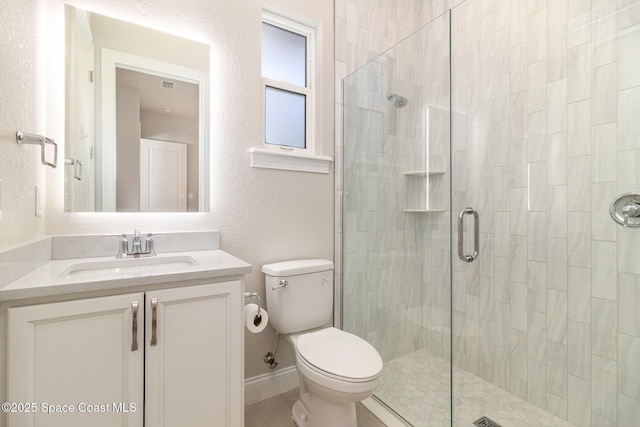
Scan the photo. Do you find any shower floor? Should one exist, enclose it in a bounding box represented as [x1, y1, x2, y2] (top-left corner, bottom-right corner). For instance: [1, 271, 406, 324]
[374, 349, 575, 427]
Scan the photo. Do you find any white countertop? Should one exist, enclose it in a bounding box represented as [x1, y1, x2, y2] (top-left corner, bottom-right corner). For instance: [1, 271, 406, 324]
[0, 249, 252, 302]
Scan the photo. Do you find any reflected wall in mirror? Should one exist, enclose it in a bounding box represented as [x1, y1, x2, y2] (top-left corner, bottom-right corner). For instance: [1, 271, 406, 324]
[64, 5, 210, 212]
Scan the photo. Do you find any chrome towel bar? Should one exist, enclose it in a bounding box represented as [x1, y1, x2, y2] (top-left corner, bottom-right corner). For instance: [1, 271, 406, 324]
[16, 131, 58, 168]
[65, 158, 83, 181]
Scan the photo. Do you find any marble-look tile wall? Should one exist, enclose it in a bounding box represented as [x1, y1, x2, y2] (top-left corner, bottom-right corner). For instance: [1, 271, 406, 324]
[337, 0, 640, 425]
[342, 15, 451, 362]
[334, 0, 464, 332]
[450, 0, 640, 424]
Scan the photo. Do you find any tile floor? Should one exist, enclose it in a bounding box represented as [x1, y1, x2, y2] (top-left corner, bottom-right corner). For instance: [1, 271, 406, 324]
[244, 388, 387, 427]
[376, 349, 575, 427]
[245, 349, 576, 427]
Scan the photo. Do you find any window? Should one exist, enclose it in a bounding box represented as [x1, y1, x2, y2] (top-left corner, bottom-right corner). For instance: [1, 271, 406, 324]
[252, 11, 331, 174]
[261, 12, 313, 152]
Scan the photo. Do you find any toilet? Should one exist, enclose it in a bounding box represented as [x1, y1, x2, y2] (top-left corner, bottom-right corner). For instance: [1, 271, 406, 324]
[263, 259, 383, 427]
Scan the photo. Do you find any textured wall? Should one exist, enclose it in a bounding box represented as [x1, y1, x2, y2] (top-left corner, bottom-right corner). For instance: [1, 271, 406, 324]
[0, 0, 48, 249]
[0, 0, 334, 380]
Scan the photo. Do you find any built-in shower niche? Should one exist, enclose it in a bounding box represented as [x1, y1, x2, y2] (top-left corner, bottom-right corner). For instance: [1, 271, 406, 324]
[403, 105, 448, 213]
[403, 170, 445, 212]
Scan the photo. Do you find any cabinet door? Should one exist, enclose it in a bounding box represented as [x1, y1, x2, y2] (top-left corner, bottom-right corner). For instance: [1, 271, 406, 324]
[7, 293, 144, 427]
[144, 281, 243, 427]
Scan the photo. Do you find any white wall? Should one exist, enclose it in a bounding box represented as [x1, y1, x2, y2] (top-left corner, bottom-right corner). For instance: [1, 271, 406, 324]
[0, 0, 48, 249]
[115, 85, 140, 212]
[0, 0, 334, 380]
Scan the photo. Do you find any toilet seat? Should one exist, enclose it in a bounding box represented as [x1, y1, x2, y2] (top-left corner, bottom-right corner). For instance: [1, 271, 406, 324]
[296, 328, 383, 382]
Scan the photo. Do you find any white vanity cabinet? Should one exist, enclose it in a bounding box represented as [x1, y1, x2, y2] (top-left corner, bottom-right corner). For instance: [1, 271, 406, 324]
[7, 292, 145, 427]
[144, 281, 243, 426]
[6, 280, 243, 427]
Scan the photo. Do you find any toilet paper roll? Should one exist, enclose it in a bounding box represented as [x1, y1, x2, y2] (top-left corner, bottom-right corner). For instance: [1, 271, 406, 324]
[244, 303, 268, 333]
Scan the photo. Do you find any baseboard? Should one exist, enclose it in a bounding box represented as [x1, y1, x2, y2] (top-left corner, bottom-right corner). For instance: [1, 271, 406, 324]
[244, 366, 299, 405]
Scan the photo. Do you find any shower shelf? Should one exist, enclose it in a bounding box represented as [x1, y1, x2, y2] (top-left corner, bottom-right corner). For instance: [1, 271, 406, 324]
[404, 209, 445, 213]
[404, 170, 445, 212]
[403, 170, 445, 176]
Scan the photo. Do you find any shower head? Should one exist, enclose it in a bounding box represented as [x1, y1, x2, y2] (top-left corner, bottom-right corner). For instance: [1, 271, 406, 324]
[387, 92, 408, 108]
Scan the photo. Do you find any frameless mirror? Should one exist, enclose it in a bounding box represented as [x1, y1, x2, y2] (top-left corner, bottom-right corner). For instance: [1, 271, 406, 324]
[64, 5, 210, 212]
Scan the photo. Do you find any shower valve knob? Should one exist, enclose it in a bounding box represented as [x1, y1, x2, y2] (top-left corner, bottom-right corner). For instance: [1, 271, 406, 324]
[622, 202, 640, 217]
[610, 193, 640, 228]
[622, 203, 640, 227]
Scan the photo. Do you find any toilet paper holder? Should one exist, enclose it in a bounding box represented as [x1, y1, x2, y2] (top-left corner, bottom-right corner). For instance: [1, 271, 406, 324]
[244, 292, 262, 325]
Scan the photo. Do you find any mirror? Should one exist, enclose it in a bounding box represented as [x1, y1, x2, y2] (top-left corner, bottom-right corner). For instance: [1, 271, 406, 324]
[64, 5, 210, 212]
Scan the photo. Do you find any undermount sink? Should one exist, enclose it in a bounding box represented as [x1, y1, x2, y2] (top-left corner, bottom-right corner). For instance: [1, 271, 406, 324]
[57, 255, 200, 279]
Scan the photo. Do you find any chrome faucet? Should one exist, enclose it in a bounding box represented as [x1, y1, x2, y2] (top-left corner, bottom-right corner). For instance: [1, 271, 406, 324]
[131, 229, 143, 255]
[113, 229, 158, 258]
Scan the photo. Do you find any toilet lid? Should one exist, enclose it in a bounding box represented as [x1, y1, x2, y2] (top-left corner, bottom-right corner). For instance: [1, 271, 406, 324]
[297, 328, 383, 380]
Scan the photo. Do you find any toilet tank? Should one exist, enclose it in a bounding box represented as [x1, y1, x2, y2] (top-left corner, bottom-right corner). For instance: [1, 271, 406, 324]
[263, 259, 334, 335]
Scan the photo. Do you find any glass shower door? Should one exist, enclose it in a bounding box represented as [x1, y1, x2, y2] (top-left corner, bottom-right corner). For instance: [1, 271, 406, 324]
[450, 0, 640, 426]
[343, 0, 640, 425]
[342, 11, 453, 426]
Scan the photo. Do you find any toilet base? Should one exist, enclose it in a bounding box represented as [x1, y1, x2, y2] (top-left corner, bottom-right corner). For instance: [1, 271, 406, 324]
[291, 391, 357, 427]
[291, 400, 309, 426]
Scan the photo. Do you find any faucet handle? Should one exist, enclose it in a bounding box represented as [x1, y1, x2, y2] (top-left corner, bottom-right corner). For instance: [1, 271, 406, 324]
[103, 232, 130, 242]
[621, 202, 640, 217]
[610, 193, 640, 228]
[143, 232, 165, 256]
[621, 202, 640, 228]
[145, 233, 156, 256]
[144, 232, 166, 240]
[103, 233, 129, 258]
[103, 233, 128, 239]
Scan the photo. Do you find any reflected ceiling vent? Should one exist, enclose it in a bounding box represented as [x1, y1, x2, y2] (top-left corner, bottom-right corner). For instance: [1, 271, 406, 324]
[160, 80, 176, 90]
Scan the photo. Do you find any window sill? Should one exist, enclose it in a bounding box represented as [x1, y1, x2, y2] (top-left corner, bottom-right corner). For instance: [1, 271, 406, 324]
[249, 148, 332, 174]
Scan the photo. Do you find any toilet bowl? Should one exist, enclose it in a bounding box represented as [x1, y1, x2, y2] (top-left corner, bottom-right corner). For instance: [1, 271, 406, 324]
[263, 260, 383, 427]
[287, 328, 382, 427]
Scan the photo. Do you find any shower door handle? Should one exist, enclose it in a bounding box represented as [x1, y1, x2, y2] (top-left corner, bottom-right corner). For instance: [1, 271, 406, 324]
[458, 207, 479, 262]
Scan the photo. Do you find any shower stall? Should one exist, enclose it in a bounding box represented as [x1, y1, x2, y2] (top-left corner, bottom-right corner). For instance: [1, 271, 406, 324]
[341, 1, 640, 426]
